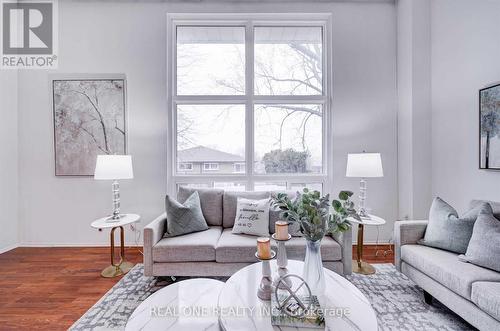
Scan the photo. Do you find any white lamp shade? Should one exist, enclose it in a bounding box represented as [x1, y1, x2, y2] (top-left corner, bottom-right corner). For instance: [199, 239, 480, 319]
[94, 155, 134, 180]
[346, 153, 383, 178]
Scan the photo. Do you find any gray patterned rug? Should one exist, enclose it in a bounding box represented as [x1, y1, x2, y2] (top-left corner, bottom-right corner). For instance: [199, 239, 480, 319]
[70, 264, 475, 331]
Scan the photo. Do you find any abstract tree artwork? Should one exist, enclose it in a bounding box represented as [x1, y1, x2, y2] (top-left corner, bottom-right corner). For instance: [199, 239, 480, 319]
[52, 77, 126, 176]
[480, 83, 500, 169]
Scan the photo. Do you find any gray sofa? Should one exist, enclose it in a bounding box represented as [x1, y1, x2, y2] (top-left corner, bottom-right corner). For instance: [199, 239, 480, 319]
[394, 200, 500, 331]
[144, 187, 352, 277]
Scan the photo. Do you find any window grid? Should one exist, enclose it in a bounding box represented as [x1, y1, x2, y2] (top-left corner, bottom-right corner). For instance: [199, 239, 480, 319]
[167, 14, 332, 195]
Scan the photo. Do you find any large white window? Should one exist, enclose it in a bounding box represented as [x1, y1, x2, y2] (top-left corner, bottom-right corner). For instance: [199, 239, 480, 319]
[167, 14, 332, 193]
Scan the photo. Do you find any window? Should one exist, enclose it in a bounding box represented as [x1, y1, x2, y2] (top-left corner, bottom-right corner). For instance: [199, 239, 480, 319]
[168, 14, 332, 194]
[234, 163, 245, 173]
[203, 163, 219, 171]
[178, 163, 193, 171]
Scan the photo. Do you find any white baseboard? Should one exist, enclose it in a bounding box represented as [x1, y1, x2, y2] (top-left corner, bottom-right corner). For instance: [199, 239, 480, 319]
[0, 243, 19, 254]
[352, 241, 392, 245]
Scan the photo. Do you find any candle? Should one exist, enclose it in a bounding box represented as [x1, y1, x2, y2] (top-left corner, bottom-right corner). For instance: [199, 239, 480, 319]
[257, 237, 271, 259]
[275, 221, 289, 240]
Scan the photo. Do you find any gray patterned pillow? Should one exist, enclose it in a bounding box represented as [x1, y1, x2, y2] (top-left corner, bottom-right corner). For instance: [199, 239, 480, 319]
[164, 191, 208, 237]
[418, 197, 489, 254]
[459, 205, 500, 272]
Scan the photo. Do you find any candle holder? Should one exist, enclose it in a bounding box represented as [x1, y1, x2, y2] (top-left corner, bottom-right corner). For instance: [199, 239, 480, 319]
[255, 250, 276, 301]
[272, 233, 293, 289]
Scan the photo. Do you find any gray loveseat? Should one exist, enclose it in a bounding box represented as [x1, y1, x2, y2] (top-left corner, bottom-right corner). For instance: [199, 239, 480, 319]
[394, 200, 500, 330]
[144, 187, 352, 277]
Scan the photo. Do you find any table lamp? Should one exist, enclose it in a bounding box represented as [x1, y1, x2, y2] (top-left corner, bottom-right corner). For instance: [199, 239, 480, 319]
[346, 152, 383, 219]
[94, 155, 134, 221]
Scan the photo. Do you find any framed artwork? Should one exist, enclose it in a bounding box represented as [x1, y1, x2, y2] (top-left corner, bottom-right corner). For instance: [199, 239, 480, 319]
[52, 74, 127, 176]
[480, 83, 500, 169]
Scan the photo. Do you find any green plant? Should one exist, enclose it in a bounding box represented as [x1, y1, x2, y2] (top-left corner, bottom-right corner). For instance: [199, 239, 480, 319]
[329, 190, 359, 234]
[271, 188, 356, 242]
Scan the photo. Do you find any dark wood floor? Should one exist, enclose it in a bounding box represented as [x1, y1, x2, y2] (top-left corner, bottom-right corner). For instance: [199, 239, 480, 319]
[0, 245, 393, 330]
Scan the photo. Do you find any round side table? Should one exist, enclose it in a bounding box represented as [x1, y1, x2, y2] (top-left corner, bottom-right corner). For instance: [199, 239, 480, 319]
[91, 214, 140, 278]
[348, 214, 386, 275]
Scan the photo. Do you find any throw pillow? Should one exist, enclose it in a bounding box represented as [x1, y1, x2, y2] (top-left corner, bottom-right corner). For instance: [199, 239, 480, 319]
[418, 197, 489, 254]
[232, 198, 270, 237]
[459, 205, 500, 272]
[164, 191, 208, 237]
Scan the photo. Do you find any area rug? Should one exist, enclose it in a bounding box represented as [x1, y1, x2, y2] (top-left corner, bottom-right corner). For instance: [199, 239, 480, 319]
[70, 263, 475, 331]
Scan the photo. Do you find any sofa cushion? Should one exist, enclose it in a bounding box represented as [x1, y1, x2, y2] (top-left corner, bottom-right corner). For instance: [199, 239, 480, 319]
[286, 236, 342, 261]
[460, 206, 500, 272]
[215, 228, 341, 263]
[418, 197, 489, 254]
[401, 244, 500, 299]
[164, 192, 208, 237]
[223, 191, 270, 228]
[471, 282, 500, 321]
[232, 198, 270, 237]
[470, 199, 500, 219]
[178, 187, 223, 226]
[153, 226, 222, 262]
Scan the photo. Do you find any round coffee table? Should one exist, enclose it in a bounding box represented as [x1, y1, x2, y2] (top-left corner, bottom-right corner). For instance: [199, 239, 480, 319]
[218, 260, 377, 331]
[125, 278, 224, 331]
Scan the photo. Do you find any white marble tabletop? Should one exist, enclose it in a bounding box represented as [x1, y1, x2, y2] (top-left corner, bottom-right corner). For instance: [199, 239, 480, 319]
[91, 213, 140, 229]
[218, 260, 378, 331]
[348, 214, 386, 226]
[125, 278, 224, 331]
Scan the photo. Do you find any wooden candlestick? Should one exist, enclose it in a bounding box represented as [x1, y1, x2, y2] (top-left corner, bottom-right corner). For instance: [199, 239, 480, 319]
[275, 221, 289, 240]
[257, 237, 271, 259]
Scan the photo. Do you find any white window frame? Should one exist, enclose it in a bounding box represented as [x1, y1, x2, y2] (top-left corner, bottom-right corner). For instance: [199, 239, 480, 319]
[166, 13, 333, 195]
[203, 163, 220, 171]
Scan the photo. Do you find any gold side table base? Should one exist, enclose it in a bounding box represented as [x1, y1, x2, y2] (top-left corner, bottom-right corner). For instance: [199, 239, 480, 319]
[101, 261, 134, 278]
[352, 260, 376, 275]
[352, 223, 377, 275]
[101, 225, 134, 278]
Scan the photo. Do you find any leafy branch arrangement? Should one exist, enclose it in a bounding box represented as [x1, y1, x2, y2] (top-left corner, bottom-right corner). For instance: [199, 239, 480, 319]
[271, 189, 357, 242]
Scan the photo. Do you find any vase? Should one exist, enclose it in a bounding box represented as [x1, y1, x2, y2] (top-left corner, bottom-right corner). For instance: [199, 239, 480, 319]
[303, 238, 326, 296]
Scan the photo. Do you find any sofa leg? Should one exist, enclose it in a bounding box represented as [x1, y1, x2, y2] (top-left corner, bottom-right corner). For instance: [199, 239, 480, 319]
[423, 291, 433, 305]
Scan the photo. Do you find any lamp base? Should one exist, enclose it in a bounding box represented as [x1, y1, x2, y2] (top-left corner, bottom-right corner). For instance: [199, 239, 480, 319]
[106, 214, 124, 222]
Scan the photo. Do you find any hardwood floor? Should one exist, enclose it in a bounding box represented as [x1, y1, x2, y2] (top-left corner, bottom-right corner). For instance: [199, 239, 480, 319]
[0, 245, 393, 330]
[352, 243, 395, 264]
[0, 247, 143, 331]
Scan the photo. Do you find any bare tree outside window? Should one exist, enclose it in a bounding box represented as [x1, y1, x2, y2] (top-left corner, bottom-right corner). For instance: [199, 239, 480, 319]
[175, 25, 324, 181]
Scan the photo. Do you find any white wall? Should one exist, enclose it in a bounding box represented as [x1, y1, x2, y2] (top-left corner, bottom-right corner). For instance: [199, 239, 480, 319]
[431, 0, 500, 212]
[16, 0, 397, 245]
[396, 0, 432, 220]
[0, 71, 19, 252]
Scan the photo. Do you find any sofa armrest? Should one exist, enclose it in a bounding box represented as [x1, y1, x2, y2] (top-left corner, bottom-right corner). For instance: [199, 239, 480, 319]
[331, 227, 353, 276]
[394, 220, 428, 271]
[143, 212, 166, 276]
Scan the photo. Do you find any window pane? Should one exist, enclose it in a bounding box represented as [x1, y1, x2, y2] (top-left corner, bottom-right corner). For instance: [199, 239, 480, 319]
[214, 182, 247, 191]
[177, 183, 212, 190]
[290, 183, 323, 194]
[254, 26, 322, 95]
[177, 105, 245, 175]
[254, 182, 287, 191]
[254, 104, 323, 174]
[177, 26, 245, 95]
